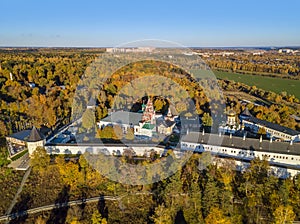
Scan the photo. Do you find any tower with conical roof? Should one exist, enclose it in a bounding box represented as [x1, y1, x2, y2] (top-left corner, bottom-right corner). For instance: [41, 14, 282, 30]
[27, 126, 45, 156]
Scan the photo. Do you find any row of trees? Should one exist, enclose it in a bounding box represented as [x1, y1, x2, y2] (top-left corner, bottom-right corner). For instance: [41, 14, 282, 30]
[206, 52, 300, 78]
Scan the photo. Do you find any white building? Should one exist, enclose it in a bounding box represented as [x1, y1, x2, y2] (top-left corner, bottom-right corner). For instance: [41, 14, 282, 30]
[26, 127, 45, 155]
[218, 108, 240, 134]
[278, 49, 294, 54]
[97, 99, 177, 139]
[106, 47, 155, 53]
[181, 132, 300, 178]
[156, 108, 176, 135]
[98, 98, 157, 138]
[6, 127, 46, 157]
[239, 108, 300, 142]
[97, 111, 156, 138]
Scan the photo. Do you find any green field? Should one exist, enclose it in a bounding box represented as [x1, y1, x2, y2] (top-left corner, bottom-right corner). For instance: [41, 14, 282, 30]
[192, 70, 300, 99]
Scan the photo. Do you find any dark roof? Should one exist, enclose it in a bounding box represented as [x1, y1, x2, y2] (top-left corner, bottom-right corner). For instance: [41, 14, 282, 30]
[181, 132, 300, 156]
[242, 116, 300, 136]
[39, 126, 51, 136]
[239, 108, 299, 136]
[241, 108, 252, 117]
[157, 119, 175, 128]
[28, 127, 44, 142]
[101, 111, 142, 126]
[87, 97, 96, 107]
[8, 127, 44, 142]
[9, 130, 31, 141]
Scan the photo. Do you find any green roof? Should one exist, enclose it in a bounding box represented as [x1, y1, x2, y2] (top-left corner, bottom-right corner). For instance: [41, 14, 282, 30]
[142, 123, 155, 130]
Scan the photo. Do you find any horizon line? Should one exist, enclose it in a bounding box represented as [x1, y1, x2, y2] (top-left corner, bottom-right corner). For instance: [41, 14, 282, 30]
[1, 45, 300, 49]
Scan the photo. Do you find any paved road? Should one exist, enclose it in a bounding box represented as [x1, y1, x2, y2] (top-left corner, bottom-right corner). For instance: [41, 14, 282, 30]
[8, 153, 30, 171]
[0, 192, 152, 222]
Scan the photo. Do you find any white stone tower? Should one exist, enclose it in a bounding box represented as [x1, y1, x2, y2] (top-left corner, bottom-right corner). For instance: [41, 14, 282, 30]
[27, 127, 45, 156]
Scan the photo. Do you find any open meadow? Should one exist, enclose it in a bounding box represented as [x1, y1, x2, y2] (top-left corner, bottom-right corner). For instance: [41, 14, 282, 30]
[214, 71, 300, 99]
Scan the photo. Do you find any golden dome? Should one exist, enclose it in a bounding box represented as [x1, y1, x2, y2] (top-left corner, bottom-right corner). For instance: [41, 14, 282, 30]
[227, 109, 236, 116]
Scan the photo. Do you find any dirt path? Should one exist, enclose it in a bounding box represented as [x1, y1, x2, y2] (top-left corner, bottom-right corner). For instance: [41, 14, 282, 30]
[0, 192, 153, 222]
[5, 166, 32, 222]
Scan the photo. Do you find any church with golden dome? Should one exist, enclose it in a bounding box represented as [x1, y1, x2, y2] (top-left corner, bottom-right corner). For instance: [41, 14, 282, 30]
[218, 105, 240, 134]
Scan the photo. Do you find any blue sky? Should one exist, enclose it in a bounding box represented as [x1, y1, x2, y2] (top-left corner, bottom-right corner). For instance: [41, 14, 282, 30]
[0, 0, 299, 47]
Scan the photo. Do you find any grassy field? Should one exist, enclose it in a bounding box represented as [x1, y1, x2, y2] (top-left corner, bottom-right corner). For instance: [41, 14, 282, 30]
[191, 70, 300, 99]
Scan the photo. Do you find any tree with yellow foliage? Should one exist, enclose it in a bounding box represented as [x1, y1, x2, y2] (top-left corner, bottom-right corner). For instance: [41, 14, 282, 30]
[151, 204, 173, 224]
[30, 146, 50, 172]
[91, 210, 108, 224]
[273, 205, 295, 224]
[205, 207, 231, 224]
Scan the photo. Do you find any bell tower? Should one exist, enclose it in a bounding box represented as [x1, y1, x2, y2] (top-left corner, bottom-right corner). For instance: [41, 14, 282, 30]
[142, 97, 155, 123]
